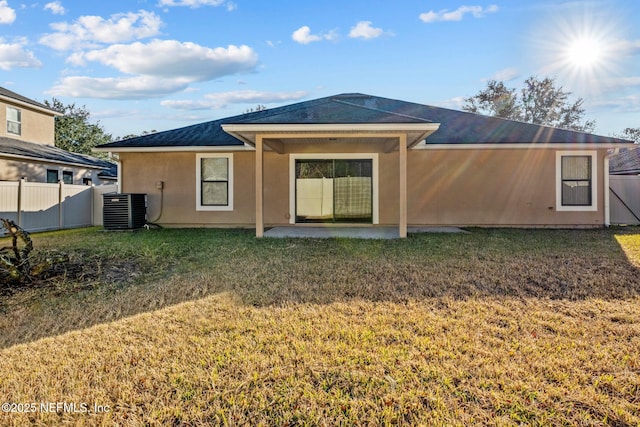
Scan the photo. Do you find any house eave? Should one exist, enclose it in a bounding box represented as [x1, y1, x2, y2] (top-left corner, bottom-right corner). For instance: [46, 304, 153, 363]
[221, 123, 441, 150]
[414, 142, 636, 150]
[0, 94, 62, 116]
[0, 152, 109, 169]
[93, 144, 256, 153]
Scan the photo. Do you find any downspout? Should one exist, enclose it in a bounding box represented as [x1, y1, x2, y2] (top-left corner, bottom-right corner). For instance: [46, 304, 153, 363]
[604, 152, 611, 227]
[111, 153, 122, 193]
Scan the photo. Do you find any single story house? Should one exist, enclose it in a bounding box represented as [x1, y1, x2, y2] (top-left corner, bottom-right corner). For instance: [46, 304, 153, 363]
[0, 86, 116, 185]
[96, 93, 634, 237]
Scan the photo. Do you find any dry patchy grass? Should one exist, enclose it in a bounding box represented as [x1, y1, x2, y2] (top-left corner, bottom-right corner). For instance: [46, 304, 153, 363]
[0, 227, 639, 425]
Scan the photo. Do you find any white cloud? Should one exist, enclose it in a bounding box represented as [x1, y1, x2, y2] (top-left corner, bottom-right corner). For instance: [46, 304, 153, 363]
[292, 26, 337, 44]
[0, 38, 42, 70]
[611, 38, 640, 57]
[0, 1, 16, 24]
[419, 5, 498, 23]
[489, 67, 520, 82]
[47, 75, 191, 99]
[39, 10, 163, 50]
[157, 0, 225, 7]
[226, 2, 237, 11]
[44, 1, 65, 15]
[51, 41, 259, 99]
[434, 96, 465, 110]
[161, 90, 309, 110]
[76, 41, 258, 81]
[292, 26, 321, 44]
[349, 21, 390, 40]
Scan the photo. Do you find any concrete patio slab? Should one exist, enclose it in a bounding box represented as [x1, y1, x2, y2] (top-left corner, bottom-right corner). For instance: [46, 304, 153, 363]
[263, 226, 467, 239]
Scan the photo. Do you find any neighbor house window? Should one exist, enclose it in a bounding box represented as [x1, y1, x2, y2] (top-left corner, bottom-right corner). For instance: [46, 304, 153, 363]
[196, 153, 233, 211]
[62, 171, 73, 184]
[46, 169, 58, 183]
[556, 151, 597, 211]
[7, 107, 21, 135]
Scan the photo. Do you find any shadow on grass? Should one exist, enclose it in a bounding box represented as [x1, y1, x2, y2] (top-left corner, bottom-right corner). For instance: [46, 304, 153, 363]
[1, 227, 639, 349]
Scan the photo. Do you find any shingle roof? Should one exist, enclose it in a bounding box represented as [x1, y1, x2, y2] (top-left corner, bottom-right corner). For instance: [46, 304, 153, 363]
[610, 148, 640, 175]
[98, 93, 632, 149]
[0, 86, 57, 113]
[0, 137, 114, 170]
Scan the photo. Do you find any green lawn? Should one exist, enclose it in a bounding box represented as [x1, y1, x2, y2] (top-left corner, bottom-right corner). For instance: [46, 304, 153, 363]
[0, 227, 639, 425]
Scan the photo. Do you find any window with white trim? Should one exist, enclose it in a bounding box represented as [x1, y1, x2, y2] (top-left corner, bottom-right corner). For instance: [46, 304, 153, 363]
[196, 153, 233, 211]
[7, 107, 21, 135]
[556, 151, 597, 211]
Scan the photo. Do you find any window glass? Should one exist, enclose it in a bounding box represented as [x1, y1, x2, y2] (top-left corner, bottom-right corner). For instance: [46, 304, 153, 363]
[561, 156, 591, 206]
[62, 171, 73, 184]
[202, 158, 228, 181]
[202, 182, 228, 205]
[6, 107, 21, 135]
[46, 169, 58, 183]
[199, 156, 230, 207]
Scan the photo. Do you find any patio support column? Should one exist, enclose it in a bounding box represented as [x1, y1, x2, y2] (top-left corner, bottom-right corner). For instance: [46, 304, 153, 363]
[256, 135, 264, 238]
[399, 134, 408, 238]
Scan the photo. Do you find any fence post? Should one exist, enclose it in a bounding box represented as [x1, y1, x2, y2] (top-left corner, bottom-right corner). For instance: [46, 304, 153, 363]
[58, 181, 63, 230]
[90, 185, 95, 226]
[17, 178, 24, 227]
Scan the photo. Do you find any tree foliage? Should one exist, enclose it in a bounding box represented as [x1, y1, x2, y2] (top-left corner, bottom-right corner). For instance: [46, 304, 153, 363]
[463, 76, 596, 133]
[114, 129, 158, 141]
[616, 127, 640, 144]
[44, 98, 112, 157]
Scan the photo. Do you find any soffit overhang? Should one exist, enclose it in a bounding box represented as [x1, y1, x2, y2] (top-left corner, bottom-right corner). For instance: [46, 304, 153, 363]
[221, 123, 441, 153]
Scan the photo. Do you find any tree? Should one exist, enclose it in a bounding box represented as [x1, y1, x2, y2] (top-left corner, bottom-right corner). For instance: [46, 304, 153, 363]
[616, 127, 640, 144]
[43, 98, 112, 157]
[463, 76, 596, 133]
[462, 80, 520, 119]
[114, 129, 158, 141]
[244, 104, 267, 113]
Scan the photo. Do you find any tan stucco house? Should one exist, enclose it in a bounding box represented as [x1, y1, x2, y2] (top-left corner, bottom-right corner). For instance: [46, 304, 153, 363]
[96, 93, 634, 237]
[0, 86, 116, 185]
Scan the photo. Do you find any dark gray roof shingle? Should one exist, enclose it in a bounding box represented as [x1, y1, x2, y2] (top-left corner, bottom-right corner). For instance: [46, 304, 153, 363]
[610, 148, 640, 175]
[0, 86, 57, 113]
[0, 137, 114, 170]
[98, 93, 632, 149]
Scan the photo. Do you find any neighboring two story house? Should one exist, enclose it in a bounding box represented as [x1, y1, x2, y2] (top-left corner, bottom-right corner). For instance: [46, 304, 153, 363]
[0, 86, 115, 185]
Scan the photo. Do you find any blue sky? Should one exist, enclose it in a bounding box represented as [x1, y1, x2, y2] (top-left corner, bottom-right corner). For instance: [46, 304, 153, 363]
[1, 0, 638, 139]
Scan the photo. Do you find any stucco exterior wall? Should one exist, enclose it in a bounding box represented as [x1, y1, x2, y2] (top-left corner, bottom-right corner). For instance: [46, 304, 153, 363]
[0, 158, 111, 185]
[0, 99, 56, 145]
[120, 151, 256, 226]
[119, 146, 609, 228]
[407, 148, 607, 227]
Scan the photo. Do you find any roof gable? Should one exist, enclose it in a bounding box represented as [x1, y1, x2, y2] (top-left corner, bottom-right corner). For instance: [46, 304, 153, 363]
[97, 93, 632, 150]
[0, 86, 58, 114]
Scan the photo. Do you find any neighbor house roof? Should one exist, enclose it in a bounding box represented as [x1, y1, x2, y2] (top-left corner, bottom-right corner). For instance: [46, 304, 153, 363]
[97, 93, 632, 150]
[0, 86, 60, 115]
[610, 148, 640, 175]
[0, 136, 114, 170]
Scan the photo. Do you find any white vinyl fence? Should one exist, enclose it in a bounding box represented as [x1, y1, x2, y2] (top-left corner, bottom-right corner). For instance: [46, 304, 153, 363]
[610, 175, 640, 225]
[0, 180, 118, 232]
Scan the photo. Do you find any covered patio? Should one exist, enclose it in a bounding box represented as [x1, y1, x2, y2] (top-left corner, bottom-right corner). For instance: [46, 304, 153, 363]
[222, 123, 440, 238]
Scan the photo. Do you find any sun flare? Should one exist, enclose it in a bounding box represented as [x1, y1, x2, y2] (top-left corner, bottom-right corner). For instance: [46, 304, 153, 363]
[566, 37, 604, 69]
[532, 5, 625, 95]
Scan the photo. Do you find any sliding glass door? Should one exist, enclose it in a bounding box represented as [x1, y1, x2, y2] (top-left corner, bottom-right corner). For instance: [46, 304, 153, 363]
[295, 159, 373, 223]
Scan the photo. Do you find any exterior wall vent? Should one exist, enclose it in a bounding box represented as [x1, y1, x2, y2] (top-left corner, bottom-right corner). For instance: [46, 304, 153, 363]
[103, 193, 146, 230]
